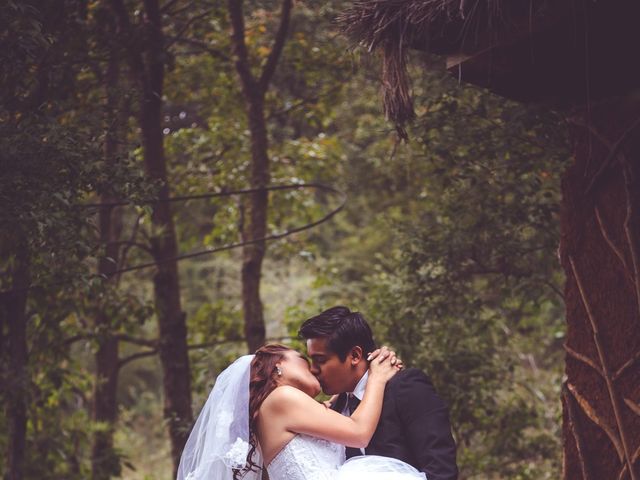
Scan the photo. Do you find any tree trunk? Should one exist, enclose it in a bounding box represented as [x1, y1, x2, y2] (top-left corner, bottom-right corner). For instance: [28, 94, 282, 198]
[138, 0, 193, 472]
[560, 99, 640, 480]
[241, 96, 270, 353]
[110, 0, 193, 472]
[91, 48, 123, 480]
[3, 243, 30, 480]
[228, 0, 292, 353]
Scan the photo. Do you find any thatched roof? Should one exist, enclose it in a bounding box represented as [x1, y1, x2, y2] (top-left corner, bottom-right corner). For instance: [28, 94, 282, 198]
[339, 1, 548, 132]
[340, 0, 640, 130]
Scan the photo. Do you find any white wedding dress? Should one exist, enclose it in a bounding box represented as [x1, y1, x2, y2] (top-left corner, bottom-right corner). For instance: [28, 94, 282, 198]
[267, 434, 427, 480]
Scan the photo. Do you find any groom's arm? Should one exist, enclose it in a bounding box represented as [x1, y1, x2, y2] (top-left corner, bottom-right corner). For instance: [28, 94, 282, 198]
[396, 369, 458, 480]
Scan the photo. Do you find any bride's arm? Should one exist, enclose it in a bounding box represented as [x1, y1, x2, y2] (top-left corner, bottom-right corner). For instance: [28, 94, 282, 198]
[261, 355, 397, 448]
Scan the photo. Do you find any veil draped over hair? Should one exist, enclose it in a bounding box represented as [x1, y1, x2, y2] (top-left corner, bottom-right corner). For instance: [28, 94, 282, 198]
[177, 355, 262, 480]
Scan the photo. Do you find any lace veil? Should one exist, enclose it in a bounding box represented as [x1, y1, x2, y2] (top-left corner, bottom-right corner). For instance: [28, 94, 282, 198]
[177, 354, 262, 480]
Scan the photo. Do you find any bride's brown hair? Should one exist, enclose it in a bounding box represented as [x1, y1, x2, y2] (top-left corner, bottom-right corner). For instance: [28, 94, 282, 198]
[233, 343, 292, 479]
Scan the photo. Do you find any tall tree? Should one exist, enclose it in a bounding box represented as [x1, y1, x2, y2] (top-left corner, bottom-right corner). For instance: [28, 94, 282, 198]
[109, 0, 193, 471]
[2, 243, 30, 480]
[90, 14, 125, 477]
[227, 0, 293, 352]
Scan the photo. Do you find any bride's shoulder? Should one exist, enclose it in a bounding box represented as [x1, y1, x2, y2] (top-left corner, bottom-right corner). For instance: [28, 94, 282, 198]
[262, 385, 311, 412]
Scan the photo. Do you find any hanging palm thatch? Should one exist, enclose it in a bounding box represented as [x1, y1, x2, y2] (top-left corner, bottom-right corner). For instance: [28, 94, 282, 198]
[338, 0, 570, 133]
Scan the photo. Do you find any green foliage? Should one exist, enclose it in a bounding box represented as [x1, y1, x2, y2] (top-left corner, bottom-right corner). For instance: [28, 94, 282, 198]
[330, 63, 569, 478]
[2, 2, 570, 479]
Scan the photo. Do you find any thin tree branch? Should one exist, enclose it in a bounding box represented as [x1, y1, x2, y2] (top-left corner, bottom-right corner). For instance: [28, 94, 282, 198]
[116, 334, 157, 348]
[160, 0, 181, 13]
[622, 158, 640, 322]
[165, 10, 214, 49]
[563, 382, 593, 480]
[618, 446, 640, 480]
[107, 240, 153, 254]
[227, 0, 258, 93]
[109, 0, 148, 90]
[585, 115, 640, 195]
[117, 335, 295, 368]
[569, 256, 637, 478]
[111, 185, 346, 275]
[188, 335, 293, 350]
[64, 333, 93, 346]
[118, 349, 157, 369]
[564, 344, 604, 378]
[595, 205, 635, 286]
[624, 397, 640, 418]
[162, 0, 194, 16]
[258, 0, 293, 91]
[116, 211, 145, 279]
[169, 36, 230, 61]
[566, 381, 624, 462]
[82, 182, 340, 208]
[266, 85, 342, 120]
[614, 349, 640, 381]
[542, 279, 564, 300]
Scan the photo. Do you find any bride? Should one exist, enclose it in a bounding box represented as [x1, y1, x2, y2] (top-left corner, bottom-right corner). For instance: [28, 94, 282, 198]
[177, 344, 426, 480]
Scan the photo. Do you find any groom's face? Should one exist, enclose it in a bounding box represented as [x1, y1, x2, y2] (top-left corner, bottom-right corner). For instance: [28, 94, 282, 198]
[306, 337, 358, 395]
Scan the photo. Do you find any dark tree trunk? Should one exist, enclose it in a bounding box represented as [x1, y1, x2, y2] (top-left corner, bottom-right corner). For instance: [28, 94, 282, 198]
[91, 48, 123, 480]
[228, 0, 292, 353]
[110, 0, 193, 473]
[560, 99, 640, 480]
[139, 0, 193, 472]
[241, 95, 270, 353]
[3, 243, 30, 480]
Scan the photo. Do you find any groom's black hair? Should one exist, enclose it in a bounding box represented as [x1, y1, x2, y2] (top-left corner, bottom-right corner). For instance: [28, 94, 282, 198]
[298, 306, 377, 361]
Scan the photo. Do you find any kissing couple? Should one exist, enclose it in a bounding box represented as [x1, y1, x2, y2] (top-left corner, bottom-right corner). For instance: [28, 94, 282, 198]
[177, 306, 458, 480]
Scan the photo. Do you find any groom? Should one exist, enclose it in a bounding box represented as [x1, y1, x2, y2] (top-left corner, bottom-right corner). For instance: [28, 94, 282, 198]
[299, 306, 458, 480]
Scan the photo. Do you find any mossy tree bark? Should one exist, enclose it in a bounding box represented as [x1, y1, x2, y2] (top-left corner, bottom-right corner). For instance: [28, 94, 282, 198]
[560, 99, 640, 480]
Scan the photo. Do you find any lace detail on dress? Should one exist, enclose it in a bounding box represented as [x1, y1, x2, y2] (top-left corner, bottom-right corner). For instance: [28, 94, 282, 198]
[267, 434, 345, 480]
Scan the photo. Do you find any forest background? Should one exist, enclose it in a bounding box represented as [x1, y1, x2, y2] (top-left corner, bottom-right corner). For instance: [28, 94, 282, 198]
[1, 1, 571, 479]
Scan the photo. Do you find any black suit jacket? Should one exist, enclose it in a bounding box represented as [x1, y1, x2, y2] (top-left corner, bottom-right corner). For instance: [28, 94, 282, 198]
[332, 368, 458, 480]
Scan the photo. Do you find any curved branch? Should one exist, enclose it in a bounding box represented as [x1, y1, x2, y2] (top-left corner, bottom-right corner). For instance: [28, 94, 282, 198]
[117, 335, 295, 369]
[108, 185, 347, 276]
[1, 184, 346, 294]
[118, 349, 157, 369]
[106, 240, 153, 254]
[81, 182, 339, 208]
[116, 334, 157, 348]
[169, 36, 230, 61]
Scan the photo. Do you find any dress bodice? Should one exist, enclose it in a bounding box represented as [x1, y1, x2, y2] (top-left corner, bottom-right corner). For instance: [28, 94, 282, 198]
[266, 434, 345, 480]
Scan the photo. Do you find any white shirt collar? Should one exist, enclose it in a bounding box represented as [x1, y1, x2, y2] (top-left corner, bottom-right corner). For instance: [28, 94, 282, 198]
[351, 370, 369, 401]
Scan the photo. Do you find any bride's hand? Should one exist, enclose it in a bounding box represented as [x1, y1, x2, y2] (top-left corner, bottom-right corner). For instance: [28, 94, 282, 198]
[323, 394, 340, 408]
[367, 346, 400, 383]
[368, 347, 404, 370]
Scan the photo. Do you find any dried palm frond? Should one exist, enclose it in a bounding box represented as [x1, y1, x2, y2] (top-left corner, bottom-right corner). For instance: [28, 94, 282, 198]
[338, 0, 522, 133]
